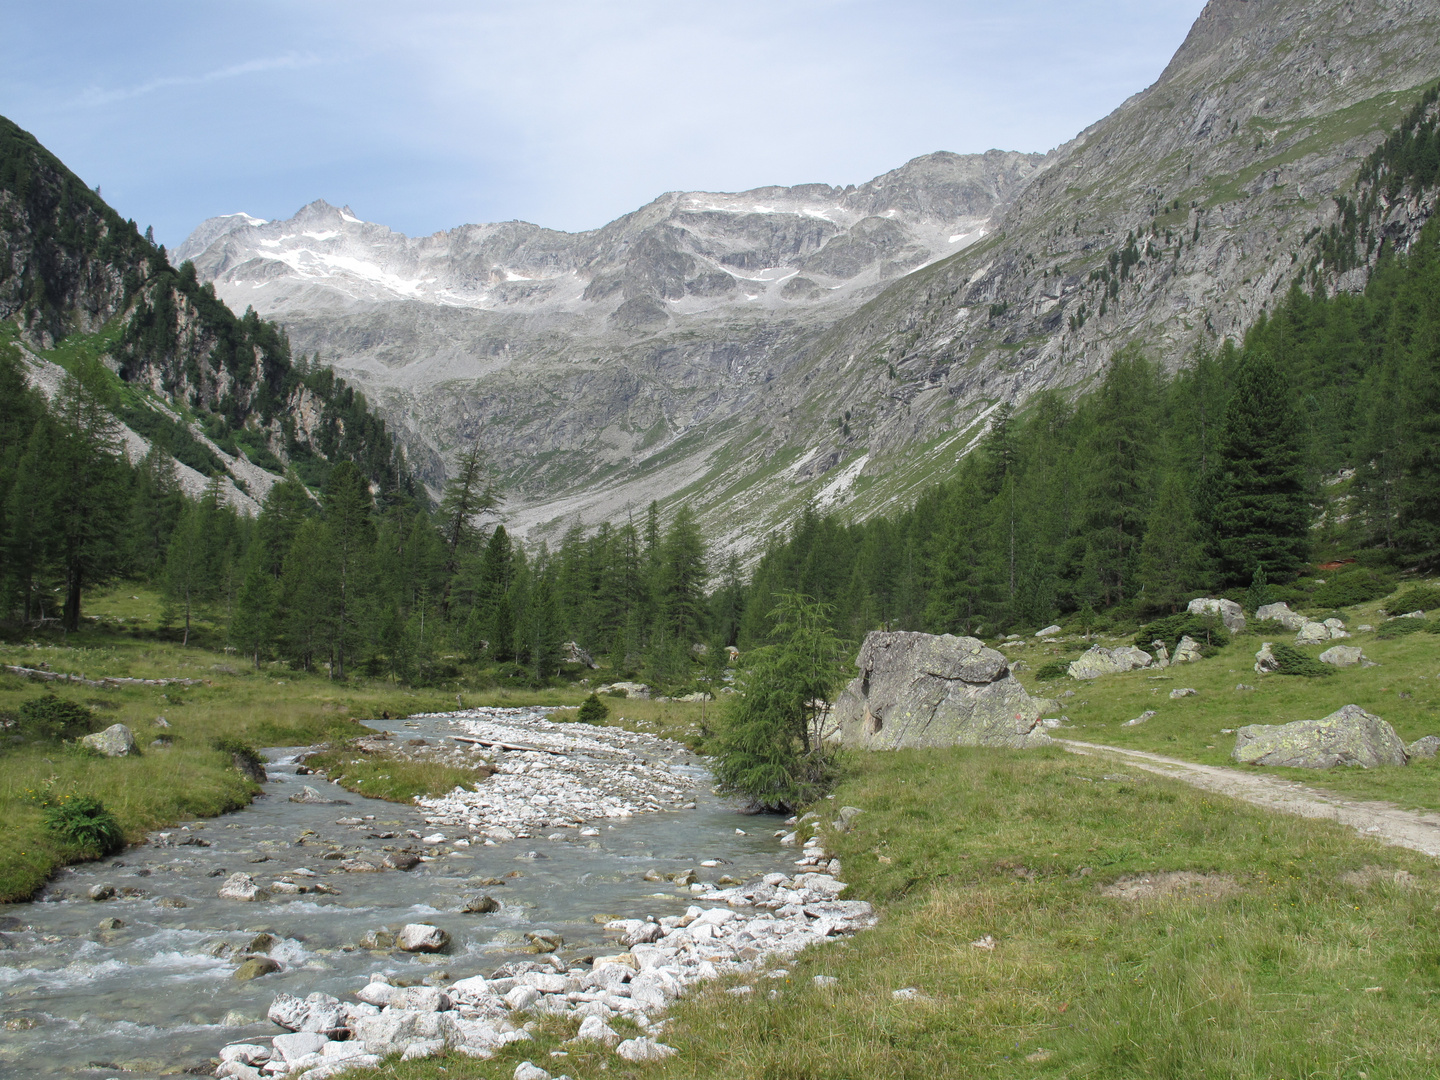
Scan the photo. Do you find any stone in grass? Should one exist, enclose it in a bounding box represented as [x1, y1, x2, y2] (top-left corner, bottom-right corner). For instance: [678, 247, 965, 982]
[571, 1015, 621, 1046]
[1408, 736, 1440, 760]
[615, 1037, 677, 1063]
[396, 923, 450, 952]
[231, 955, 281, 981]
[81, 723, 138, 757]
[1122, 710, 1156, 727]
[1068, 645, 1153, 680]
[514, 1064, 551, 1080]
[1169, 688, 1198, 699]
[217, 873, 269, 902]
[1318, 645, 1367, 668]
[1187, 597, 1247, 634]
[1232, 705, 1409, 769]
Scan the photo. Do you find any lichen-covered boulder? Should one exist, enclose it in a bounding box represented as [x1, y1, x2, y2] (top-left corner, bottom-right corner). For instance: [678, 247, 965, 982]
[1187, 597, 1246, 633]
[81, 723, 137, 757]
[1172, 635, 1205, 664]
[1408, 736, 1440, 760]
[832, 632, 1050, 750]
[1255, 602, 1307, 630]
[1067, 645, 1152, 680]
[1232, 705, 1408, 769]
[1254, 642, 1280, 674]
[1318, 645, 1366, 668]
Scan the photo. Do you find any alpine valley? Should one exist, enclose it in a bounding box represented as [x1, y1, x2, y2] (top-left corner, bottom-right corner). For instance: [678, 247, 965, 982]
[172, 0, 1440, 557]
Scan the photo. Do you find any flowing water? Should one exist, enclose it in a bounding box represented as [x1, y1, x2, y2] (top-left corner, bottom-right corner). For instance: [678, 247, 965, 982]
[0, 712, 789, 1079]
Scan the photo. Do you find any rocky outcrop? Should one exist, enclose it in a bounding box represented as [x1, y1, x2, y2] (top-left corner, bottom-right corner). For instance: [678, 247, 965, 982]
[1068, 645, 1152, 680]
[832, 631, 1050, 749]
[1232, 705, 1409, 769]
[1297, 619, 1349, 644]
[1256, 602, 1307, 630]
[1187, 598, 1246, 634]
[80, 723, 137, 757]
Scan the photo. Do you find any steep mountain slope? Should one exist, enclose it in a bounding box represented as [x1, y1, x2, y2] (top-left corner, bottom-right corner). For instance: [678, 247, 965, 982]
[0, 116, 413, 510]
[179, 153, 1041, 532]
[182, 0, 1440, 555]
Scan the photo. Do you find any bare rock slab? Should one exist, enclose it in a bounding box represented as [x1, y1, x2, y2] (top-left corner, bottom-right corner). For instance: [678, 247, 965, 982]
[832, 631, 1050, 749]
[1232, 705, 1408, 769]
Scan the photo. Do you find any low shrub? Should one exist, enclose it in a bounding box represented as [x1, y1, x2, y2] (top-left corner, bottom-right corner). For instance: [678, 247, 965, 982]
[1034, 661, 1071, 680]
[17, 694, 97, 742]
[1269, 642, 1334, 677]
[1376, 617, 1430, 639]
[575, 693, 610, 725]
[1133, 613, 1230, 655]
[1387, 585, 1440, 614]
[43, 794, 125, 856]
[1312, 568, 1396, 608]
[211, 737, 264, 768]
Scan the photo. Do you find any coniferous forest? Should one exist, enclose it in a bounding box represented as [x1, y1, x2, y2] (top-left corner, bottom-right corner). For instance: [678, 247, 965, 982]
[2, 91, 1439, 690]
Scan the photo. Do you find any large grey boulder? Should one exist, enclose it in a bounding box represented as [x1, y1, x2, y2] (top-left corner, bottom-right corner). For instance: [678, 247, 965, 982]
[1187, 598, 1246, 634]
[1232, 705, 1409, 769]
[832, 631, 1050, 750]
[81, 723, 137, 757]
[1318, 645, 1366, 668]
[1255, 602, 1307, 630]
[1067, 645, 1152, 680]
[1172, 635, 1205, 664]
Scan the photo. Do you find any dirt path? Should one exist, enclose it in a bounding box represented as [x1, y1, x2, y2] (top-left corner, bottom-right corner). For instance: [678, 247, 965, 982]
[1057, 739, 1440, 859]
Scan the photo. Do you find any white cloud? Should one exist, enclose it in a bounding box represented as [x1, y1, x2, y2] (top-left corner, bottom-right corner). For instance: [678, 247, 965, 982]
[75, 52, 324, 108]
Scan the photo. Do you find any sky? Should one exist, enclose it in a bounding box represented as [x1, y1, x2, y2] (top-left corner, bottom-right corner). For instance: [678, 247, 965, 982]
[1, 1, 1208, 249]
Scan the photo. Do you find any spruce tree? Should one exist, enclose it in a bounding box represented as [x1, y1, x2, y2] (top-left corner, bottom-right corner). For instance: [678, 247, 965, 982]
[1206, 348, 1312, 585]
[1136, 472, 1211, 614]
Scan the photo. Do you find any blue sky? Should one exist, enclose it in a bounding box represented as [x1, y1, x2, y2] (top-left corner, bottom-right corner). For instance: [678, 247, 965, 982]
[2, 1, 1206, 248]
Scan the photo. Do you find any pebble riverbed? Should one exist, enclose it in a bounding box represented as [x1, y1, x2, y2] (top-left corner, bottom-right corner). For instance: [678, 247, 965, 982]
[0, 708, 871, 1079]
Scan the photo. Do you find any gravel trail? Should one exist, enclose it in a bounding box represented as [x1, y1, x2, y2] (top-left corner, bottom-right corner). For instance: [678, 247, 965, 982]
[1057, 739, 1440, 859]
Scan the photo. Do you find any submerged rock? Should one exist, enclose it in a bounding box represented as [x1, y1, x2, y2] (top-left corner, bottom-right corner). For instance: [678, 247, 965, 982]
[832, 631, 1050, 749]
[396, 923, 450, 952]
[1232, 705, 1409, 769]
[232, 955, 281, 981]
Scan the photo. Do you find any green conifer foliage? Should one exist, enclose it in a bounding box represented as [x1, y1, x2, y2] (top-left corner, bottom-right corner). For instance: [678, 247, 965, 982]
[1206, 349, 1312, 585]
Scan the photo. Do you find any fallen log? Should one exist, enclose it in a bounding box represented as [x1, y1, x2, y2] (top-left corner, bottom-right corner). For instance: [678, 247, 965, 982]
[449, 734, 564, 756]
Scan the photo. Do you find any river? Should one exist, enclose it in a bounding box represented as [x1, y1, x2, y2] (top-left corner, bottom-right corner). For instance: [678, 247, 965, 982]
[0, 709, 790, 1079]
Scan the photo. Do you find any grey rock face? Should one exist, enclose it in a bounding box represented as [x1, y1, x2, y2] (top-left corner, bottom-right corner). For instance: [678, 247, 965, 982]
[1232, 704, 1409, 769]
[1318, 645, 1365, 668]
[1068, 645, 1152, 680]
[832, 631, 1049, 749]
[1256, 603, 1307, 630]
[80, 723, 137, 757]
[1172, 635, 1205, 664]
[1187, 599, 1246, 634]
[1407, 736, 1440, 760]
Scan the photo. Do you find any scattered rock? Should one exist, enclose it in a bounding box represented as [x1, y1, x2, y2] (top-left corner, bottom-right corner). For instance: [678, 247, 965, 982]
[96, 916, 124, 930]
[358, 929, 395, 949]
[833, 631, 1052, 749]
[156, 896, 188, 909]
[288, 786, 337, 805]
[1232, 705, 1409, 769]
[1068, 645, 1153, 680]
[1235, 684, 1255, 691]
[396, 923, 451, 953]
[1318, 645, 1367, 668]
[1172, 635, 1205, 664]
[1296, 621, 1336, 645]
[385, 852, 422, 870]
[615, 1036, 677, 1063]
[217, 873, 269, 902]
[461, 894, 500, 914]
[88, 884, 115, 901]
[232, 956, 282, 981]
[1034, 625, 1062, 638]
[1187, 597, 1246, 633]
[81, 723, 138, 757]
[514, 1063, 551, 1080]
[1254, 643, 1280, 675]
[1256, 602, 1307, 630]
[1122, 710, 1157, 727]
[1169, 688, 1198, 699]
[1407, 736, 1440, 760]
[572, 1015, 621, 1046]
